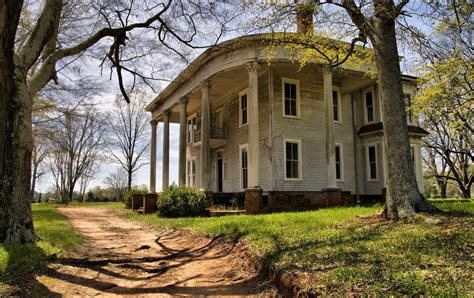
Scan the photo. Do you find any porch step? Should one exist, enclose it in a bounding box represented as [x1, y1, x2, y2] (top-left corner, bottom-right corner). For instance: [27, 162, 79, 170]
[209, 209, 245, 217]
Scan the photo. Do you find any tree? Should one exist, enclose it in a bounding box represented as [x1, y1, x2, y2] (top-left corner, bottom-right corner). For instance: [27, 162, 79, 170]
[337, 0, 438, 219]
[0, 0, 230, 243]
[48, 107, 104, 203]
[104, 169, 128, 202]
[106, 90, 151, 192]
[413, 2, 473, 198]
[245, 1, 436, 219]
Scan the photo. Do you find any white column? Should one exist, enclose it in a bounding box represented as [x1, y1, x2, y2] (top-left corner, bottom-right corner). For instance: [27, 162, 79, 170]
[323, 67, 338, 189]
[178, 97, 189, 186]
[150, 120, 158, 193]
[200, 80, 211, 190]
[162, 109, 170, 190]
[247, 62, 259, 188]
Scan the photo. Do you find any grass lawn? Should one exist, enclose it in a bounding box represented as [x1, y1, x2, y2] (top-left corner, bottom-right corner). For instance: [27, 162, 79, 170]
[0, 203, 83, 294]
[125, 201, 473, 296]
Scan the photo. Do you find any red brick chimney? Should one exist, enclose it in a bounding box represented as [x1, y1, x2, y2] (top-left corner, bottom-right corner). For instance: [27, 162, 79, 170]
[296, 2, 315, 35]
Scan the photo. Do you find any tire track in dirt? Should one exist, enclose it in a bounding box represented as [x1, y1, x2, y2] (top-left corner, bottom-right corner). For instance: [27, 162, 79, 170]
[36, 207, 274, 297]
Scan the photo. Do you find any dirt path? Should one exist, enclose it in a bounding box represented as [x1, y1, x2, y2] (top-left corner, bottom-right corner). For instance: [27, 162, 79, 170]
[36, 207, 274, 297]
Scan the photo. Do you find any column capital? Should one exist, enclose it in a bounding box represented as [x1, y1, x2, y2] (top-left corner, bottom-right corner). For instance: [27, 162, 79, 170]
[322, 65, 332, 76]
[163, 109, 171, 117]
[179, 96, 189, 105]
[246, 61, 259, 74]
[200, 80, 211, 89]
[150, 119, 158, 126]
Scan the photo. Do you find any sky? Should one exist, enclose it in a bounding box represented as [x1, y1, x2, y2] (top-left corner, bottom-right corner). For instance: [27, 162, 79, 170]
[35, 1, 435, 194]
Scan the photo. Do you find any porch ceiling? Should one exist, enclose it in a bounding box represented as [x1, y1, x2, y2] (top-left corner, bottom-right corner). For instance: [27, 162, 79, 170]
[166, 66, 248, 123]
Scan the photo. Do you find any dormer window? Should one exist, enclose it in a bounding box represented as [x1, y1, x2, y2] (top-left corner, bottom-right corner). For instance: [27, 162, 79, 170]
[364, 88, 375, 123]
[282, 78, 300, 118]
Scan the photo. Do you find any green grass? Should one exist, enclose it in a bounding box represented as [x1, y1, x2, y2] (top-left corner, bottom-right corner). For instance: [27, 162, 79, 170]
[66, 201, 125, 209]
[124, 201, 473, 296]
[0, 204, 83, 293]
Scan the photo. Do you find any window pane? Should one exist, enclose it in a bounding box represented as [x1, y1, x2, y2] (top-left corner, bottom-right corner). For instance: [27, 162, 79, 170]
[367, 107, 374, 122]
[333, 106, 339, 121]
[284, 99, 291, 116]
[335, 146, 340, 163]
[242, 109, 247, 125]
[286, 142, 292, 160]
[336, 164, 341, 180]
[370, 163, 377, 179]
[292, 143, 299, 160]
[292, 161, 299, 178]
[290, 84, 296, 99]
[369, 146, 376, 162]
[366, 92, 373, 106]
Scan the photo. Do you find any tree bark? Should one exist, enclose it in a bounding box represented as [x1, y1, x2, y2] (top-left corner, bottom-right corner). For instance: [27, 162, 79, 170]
[0, 0, 36, 243]
[370, 13, 437, 219]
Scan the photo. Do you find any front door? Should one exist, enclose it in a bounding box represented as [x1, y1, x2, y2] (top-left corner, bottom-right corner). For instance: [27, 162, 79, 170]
[217, 158, 223, 192]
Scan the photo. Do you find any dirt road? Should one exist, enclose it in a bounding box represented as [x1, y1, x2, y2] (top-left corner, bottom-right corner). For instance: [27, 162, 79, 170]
[37, 207, 273, 297]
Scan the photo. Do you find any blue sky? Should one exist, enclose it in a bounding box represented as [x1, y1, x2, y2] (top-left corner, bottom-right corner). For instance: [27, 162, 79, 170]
[36, 1, 434, 194]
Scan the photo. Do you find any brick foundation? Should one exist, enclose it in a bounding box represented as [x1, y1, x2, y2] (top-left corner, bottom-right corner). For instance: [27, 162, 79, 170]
[131, 194, 144, 210]
[268, 190, 353, 210]
[245, 188, 263, 214]
[143, 193, 158, 214]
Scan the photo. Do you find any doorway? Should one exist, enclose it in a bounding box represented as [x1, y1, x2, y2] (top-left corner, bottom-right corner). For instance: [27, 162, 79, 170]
[217, 158, 223, 192]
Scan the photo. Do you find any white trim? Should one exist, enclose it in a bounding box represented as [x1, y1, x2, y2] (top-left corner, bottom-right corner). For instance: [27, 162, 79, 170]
[403, 92, 415, 125]
[333, 87, 342, 124]
[187, 113, 197, 144]
[215, 107, 224, 128]
[238, 89, 249, 128]
[283, 138, 303, 181]
[363, 87, 375, 124]
[186, 156, 197, 187]
[335, 143, 344, 182]
[281, 78, 301, 119]
[239, 143, 249, 190]
[365, 143, 378, 182]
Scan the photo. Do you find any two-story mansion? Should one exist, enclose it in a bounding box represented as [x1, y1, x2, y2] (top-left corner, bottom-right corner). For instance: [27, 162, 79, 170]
[145, 34, 427, 209]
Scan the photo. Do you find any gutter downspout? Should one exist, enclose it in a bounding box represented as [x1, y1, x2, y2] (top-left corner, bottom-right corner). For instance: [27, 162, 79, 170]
[352, 92, 361, 204]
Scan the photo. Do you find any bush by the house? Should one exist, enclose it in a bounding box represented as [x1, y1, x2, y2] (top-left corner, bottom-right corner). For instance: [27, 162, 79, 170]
[157, 184, 207, 218]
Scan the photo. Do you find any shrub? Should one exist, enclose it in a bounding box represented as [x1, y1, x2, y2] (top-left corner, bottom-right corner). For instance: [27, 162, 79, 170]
[157, 184, 208, 218]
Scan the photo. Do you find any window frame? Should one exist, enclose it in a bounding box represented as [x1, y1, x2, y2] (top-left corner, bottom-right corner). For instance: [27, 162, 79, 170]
[404, 92, 414, 124]
[335, 143, 344, 182]
[186, 157, 196, 187]
[283, 138, 303, 181]
[363, 87, 375, 124]
[281, 78, 301, 119]
[239, 143, 249, 190]
[187, 113, 197, 144]
[332, 87, 342, 124]
[366, 143, 378, 182]
[239, 89, 248, 128]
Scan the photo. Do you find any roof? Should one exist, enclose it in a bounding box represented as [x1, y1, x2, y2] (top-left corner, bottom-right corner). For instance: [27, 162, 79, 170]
[357, 122, 429, 136]
[146, 33, 418, 112]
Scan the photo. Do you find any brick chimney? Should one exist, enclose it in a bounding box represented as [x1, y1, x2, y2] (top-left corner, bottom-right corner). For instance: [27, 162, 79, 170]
[296, 2, 315, 35]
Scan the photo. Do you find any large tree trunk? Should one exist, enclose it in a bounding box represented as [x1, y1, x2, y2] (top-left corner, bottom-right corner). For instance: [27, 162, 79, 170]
[371, 16, 437, 220]
[0, 0, 36, 243]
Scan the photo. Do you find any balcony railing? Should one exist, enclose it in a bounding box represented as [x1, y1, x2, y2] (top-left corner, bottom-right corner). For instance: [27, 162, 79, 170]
[193, 127, 227, 143]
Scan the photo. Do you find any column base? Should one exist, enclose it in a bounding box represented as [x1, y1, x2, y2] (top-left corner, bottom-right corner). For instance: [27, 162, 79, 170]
[143, 193, 158, 214]
[205, 191, 214, 208]
[245, 188, 263, 215]
[322, 187, 342, 207]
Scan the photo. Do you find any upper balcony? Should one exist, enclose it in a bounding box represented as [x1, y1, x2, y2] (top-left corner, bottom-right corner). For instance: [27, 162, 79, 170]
[193, 127, 228, 148]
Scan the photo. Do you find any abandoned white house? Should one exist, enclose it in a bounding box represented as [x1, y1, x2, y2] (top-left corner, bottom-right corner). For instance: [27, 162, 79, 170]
[145, 34, 427, 211]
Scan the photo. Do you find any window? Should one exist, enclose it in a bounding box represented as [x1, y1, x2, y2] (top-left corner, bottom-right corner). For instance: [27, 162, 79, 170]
[333, 89, 341, 123]
[364, 89, 375, 123]
[240, 144, 248, 189]
[404, 93, 413, 124]
[282, 78, 300, 117]
[335, 144, 343, 181]
[284, 139, 302, 180]
[367, 145, 378, 181]
[239, 91, 248, 127]
[410, 145, 419, 182]
[186, 158, 196, 187]
[187, 115, 197, 143]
